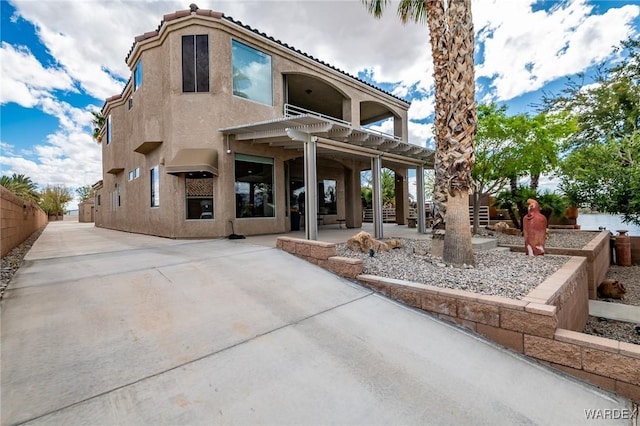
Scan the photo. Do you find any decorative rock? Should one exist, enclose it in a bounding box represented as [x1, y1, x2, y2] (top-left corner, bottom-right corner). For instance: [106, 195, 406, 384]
[345, 231, 389, 253]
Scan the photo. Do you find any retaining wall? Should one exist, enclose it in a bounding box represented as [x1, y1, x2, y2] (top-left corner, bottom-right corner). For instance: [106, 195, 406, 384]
[1, 186, 47, 257]
[277, 235, 639, 403]
[502, 230, 610, 299]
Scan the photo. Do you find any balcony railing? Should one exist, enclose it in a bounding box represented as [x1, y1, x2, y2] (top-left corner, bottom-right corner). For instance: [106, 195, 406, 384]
[284, 103, 400, 141]
[284, 103, 351, 127]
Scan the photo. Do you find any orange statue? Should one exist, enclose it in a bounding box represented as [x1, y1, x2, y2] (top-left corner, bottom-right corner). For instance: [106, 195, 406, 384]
[523, 198, 547, 256]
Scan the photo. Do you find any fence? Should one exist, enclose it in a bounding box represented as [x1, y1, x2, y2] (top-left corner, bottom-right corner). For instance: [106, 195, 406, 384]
[364, 205, 490, 226]
[1, 186, 47, 257]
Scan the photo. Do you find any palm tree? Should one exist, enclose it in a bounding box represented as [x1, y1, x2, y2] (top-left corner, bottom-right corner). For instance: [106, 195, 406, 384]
[363, 0, 476, 266]
[91, 111, 105, 143]
[0, 173, 40, 203]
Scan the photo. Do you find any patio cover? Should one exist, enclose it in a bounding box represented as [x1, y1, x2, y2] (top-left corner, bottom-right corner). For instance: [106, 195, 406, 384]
[165, 148, 219, 176]
[219, 114, 434, 167]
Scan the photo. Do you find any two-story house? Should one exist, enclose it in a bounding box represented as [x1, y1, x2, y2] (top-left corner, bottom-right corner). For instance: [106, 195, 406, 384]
[94, 4, 434, 239]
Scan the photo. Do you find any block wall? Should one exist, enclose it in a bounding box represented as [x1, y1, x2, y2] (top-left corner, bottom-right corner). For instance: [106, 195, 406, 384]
[1, 186, 47, 257]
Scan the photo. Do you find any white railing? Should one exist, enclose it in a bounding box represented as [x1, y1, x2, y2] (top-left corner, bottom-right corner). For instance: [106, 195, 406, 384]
[284, 104, 351, 127]
[362, 208, 396, 223]
[469, 206, 490, 226]
[361, 126, 402, 141]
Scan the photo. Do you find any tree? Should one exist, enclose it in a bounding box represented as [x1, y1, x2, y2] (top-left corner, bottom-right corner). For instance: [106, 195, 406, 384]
[471, 103, 577, 230]
[364, 0, 476, 266]
[40, 185, 73, 218]
[361, 168, 398, 207]
[0, 173, 40, 203]
[545, 37, 640, 225]
[91, 111, 105, 143]
[76, 185, 96, 202]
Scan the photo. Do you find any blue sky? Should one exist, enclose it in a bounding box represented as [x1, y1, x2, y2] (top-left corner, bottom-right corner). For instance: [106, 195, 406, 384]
[1, 0, 639, 208]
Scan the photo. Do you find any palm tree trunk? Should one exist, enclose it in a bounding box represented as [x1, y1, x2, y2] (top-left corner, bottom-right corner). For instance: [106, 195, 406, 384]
[443, 189, 475, 265]
[426, 0, 449, 258]
[441, 0, 476, 266]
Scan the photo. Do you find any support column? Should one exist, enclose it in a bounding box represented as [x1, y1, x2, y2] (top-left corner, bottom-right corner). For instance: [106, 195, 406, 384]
[304, 135, 318, 240]
[372, 156, 383, 239]
[416, 164, 426, 234]
[287, 128, 318, 240]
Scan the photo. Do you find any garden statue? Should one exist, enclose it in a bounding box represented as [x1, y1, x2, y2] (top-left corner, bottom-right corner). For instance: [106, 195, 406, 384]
[523, 198, 547, 256]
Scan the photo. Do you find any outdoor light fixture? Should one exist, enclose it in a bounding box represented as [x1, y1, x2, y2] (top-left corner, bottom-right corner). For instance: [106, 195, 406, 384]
[226, 134, 232, 154]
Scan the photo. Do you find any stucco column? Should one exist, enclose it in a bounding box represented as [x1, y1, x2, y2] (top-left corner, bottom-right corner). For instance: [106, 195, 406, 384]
[304, 136, 318, 240]
[286, 128, 318, 240]
[372, 155, 383, 239]
[416, 164, 427, 234]
[344, 164, 362, 228]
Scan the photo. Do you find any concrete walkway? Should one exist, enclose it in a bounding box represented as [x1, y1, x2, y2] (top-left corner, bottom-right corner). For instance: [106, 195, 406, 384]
[590, 300, 640, 323]
[1, 221, 632, 425]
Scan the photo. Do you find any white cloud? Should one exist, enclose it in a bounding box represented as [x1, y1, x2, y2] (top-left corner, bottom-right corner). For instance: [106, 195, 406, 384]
[0, 42, 75, 107]
[474, 0, 640, 100]
[408, 96, 435, 121]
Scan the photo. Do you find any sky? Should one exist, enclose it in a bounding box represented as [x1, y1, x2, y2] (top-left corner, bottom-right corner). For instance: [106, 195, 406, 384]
[1, 0, 639, 209]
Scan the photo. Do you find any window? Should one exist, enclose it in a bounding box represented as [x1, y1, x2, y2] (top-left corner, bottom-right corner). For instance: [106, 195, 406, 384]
[97, 194, 101, 206]
[128, 97, 133, 110]
[185, 173, 214, 220]
[232, 40, 272, 105]
[106, 114, 112, 145]
[111, 184, 121, 210]
[235, 154, 274, 218]
[150, 165, 159, 207]
[134, 60, 142, 92]
[128, 168, 140, 181]
[319, 179, 337, 215]
[182, 35, 209, 93]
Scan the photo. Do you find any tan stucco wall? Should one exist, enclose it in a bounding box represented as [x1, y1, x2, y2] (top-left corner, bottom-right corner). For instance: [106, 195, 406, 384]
[98, 11, 414, 239]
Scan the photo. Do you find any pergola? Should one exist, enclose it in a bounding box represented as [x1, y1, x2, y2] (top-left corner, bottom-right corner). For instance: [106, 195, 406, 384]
[220, 113, 434, 240]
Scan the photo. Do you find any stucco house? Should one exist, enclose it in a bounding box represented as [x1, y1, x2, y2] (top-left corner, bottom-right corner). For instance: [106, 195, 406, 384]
[94, 4, 434, 239]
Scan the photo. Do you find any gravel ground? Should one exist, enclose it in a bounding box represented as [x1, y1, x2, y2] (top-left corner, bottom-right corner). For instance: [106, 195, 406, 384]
[0, 226, 45, 299]
[336, 238, 570, 300]
[584, 264, 640, 345]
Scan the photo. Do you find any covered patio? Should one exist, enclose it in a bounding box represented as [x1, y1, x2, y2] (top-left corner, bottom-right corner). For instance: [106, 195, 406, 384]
[220, 106, 435, 241]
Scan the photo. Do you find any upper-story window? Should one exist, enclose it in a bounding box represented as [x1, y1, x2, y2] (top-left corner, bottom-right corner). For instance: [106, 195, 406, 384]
[150, 165, 160, 207]
[106, 114, 112, 145]
[232, 40, 272, 106]
[134, 60, 143, 92]
[182, 35, 209, 93]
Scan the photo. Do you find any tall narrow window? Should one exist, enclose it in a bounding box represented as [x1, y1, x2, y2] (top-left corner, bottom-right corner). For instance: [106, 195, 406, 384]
[235, 154, 274, 218]
[134, 60, 143, 91]
[185, 173, 214, 219]
[232, 40, 272, 105]
[182, 35, 209, 93]
[150, 165, 160, 207]
[106, 114, 112, 145]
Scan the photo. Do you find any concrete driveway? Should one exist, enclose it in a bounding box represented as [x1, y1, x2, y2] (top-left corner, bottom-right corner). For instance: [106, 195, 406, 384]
[1, 221, 632, 425]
